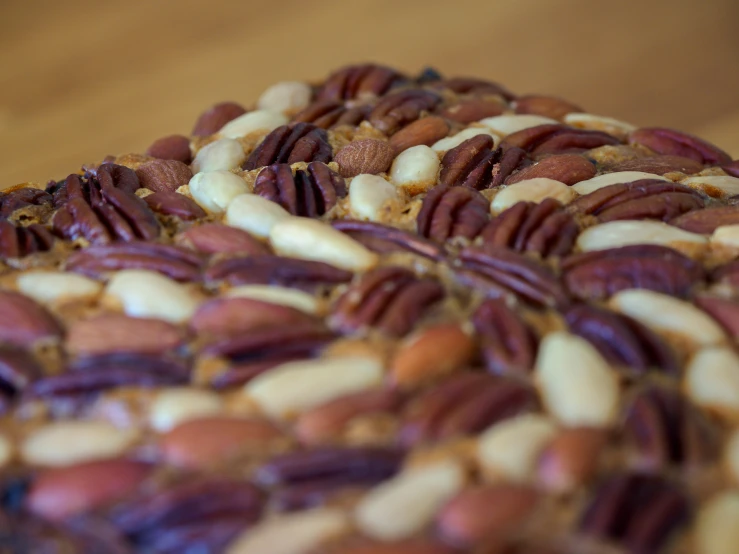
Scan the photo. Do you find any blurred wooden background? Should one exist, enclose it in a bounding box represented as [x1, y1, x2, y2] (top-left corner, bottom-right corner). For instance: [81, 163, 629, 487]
[1, 0, 738, 188]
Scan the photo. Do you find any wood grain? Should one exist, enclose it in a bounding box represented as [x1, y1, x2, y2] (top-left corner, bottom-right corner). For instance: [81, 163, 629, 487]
[1, 0, 738, 188]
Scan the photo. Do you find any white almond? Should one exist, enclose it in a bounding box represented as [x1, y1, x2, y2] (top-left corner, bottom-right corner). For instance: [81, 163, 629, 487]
[218, 109, 288, 139]
[0, 434, 12, 469]
[257, 81, 312, 114]
[269, 217, 378, 272]
[21, 421, 136, 466]
[685, 347, 739, 420]
[191, 138, 246, 174]
[478, 114, 558, 136]
[610, 290, 726, 347]
[355, 460, 465, 541]
[491, 178, 577, 213]
[477, 414, 557, 482]
[105, 269, 200, 324]
[694, 492, 739, 554]
[245, 356, 383, 419]
[725, 428, 739, 484]
[16, 271, 101, 305]
[681, 175, 739, 197]
[349, 174, 400, 221]
[711, 225, 739, 248]
[389, 145, 440, 192]
[576, 220, 707, 252]
[226, 193, 291, 238]
[572, 171, 669, 195]
[226, 285, 321, 314]
[535, 331, 619, 427]
[226, 508, 349, 554]
[563, 113, 637, 139]
[189, 170, 250, 214]
[149, 388, 224, 432]
[431, 127, 500, 153]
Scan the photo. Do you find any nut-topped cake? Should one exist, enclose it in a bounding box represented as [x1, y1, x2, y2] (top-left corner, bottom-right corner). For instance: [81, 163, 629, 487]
[1, 63, 739, 553]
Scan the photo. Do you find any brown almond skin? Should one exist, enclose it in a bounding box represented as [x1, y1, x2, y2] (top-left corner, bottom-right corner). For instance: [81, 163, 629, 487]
[514, 95, 583, 121]
[389, 116, 450, 154]
[190, 297, 315, 336]
[335, 139, 395, 177]
[135, 159, 193, 193]
[0, 291, 62, 347]
[192, 101, 247, 136]
[537, 427, 607, 492]
[606, 155, 703, 175]
[695, 296, 739, 339]
[160, 417, 284, 468]
[436, 484, 539, 546]
[26, 458, 152, 521]
[391, 324, 476, 389]
[505, 154, 596, 186]
[145, 134, 192, 164]
[333, 541, 455, 554]
[178, 224, 270, 255]
[66, 314, 184, 356]
[439, 100, 505, 124]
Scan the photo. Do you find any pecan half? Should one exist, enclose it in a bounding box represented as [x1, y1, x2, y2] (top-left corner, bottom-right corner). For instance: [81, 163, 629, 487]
[332, 220, 444, 260]
[432, 77, 515, 101]
[0, 291, 62, 347]
[561, 244, 704, 300]
[292, 100, 371, 129]
[623, 386, 717, 472]
[503, 124, 621, 156]
[143, 191, 207, 221]
[0, 220, 55, 259]
[317, 64, 405, 102]
[369, 89, 442, 135]
[255, 447, 404, 511]
[191, 297, 316, 337]
[513, 95, 583, 120]
[504, 154, 596, 185]
[416, 185, 490, 243]
[204, 254, 353, 291]
[578, 473, 690, 552]
[604, 154, 703, 175]
[629, 127, 732, 166]
[478, 198, 578, 257]
[491, 146, 530, 187]
[242, 123, 332, 170]
[192, 101, 247, 136]
[253, 162, 346, 217]
[571, 179, 706, 222]
[65, 242, 204, 282]
[670, 205, 739, 234]
[330, 267, 445, 337]
[0, 346, 42, 400]
[564, 304, 679, 375]
[472, 299, 537, 375]
[456, 247, 569, 308]
[439, 134, 497, 189]
[0, 187, 53, 218]
[400, 373, 538, 445]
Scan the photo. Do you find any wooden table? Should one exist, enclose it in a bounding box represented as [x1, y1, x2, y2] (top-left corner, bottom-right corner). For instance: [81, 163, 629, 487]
[1, 0, 738, 187]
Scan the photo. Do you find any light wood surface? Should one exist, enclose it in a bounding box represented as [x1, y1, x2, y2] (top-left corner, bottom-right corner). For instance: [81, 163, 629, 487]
[1, 0, 738, 188]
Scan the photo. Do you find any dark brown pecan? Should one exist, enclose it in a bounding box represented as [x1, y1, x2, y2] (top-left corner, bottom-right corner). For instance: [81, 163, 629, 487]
[568, 179, 705, 222]
[491, 146, 530, 187]
[723, 160, 739, 177]
[330, 267, 445, 337]
[564, 304, 679, 375]
[143, 191, 207, 221]
[111, 479, 261, 554]
[432, 77, 515, 101]
[578, 473, 690, 553]
[0, 187, 53, 218]
[253, 162, 346, 217]
[205, 254, 353, 291]
[479, 198, 578, 257]
[504, 154, 596, 185]
[416, 185, 490, 243]
[513, 95, 583, 120]
[332, 220, 444, 260]
[629, 127, 732, 166]
[192, 101, 247, 136]
[255, 447, 404, 511]
[439, 134, 497, 189]
[694, 295, 739, 339]
[623, 386, 717, 472]
[242, 123, 332, 170]
[400, 373, 537, 445]
[317, 64, 405, 102]
[503, 124, 620, 156]
[0, 346, 41, 400]
[65, 242, 204, 282]
[456, 247, 569, 308]
[561, 244, 703, 300]
[604, 154, 704, 175]
[0, 220, 55, 259]
[0, 291, 62, 348]
[292, 100, 371, 129]
[145, 134, 192, 164]
[472, 299, 537, 375]
[368, 89, 442, 135]
[670, 205, 739, 234]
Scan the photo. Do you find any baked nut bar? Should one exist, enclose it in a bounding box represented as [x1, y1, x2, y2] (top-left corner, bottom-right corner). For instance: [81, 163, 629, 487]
[1, 63, 739, 553]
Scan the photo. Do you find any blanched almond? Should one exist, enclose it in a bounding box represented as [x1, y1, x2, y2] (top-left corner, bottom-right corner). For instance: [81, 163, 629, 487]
[431, 128, 499, 153]
[389, 145, 441, 194]
[535, 331, 619, 427]
[694, 492, 739, 554]
[149, 388, 224, 431]
[16, 271, 102, 305]
[711, 225, 739, 248]
[563, 113, 637, 139]
[681, 175, 739, 198]
[66, 314, 184, 356]
[478, 114, 558, 136]
[225, 285, 322, 314]
[491, 178, 577, 213]
[218, 109, 288, 139]
[685, 347, 739, 421]
[189, 170, 250, 213]
[572, 171, 669, 195]
[349, 174, 402, 221]
[576, 220, 707, 252]
[246, 356, 384, 419]
[257, 81, 312, 114]
[191, 138, 246, 173]
[226, 192, 292, 238]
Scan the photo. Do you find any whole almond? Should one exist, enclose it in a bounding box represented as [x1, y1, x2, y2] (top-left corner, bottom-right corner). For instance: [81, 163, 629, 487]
[335, 139, 395, 177]
[0, 291, 62, 347]
[26, 458, 151, 520]
[66, 314, 184, 356]
[190, 297, 315, 336]
[389, 117, 450, 154]
[135, 159, 193, 193]
[505, 154, 596, 186]
[536, 427, 606, 492]
[514, 95, 583, 121]
[179, 223, 269, 255]
[439, 100, 505, 124]
[145, 134, 192, 164]
[192, 101, 247, 136]
[160, 416, 284, 468]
